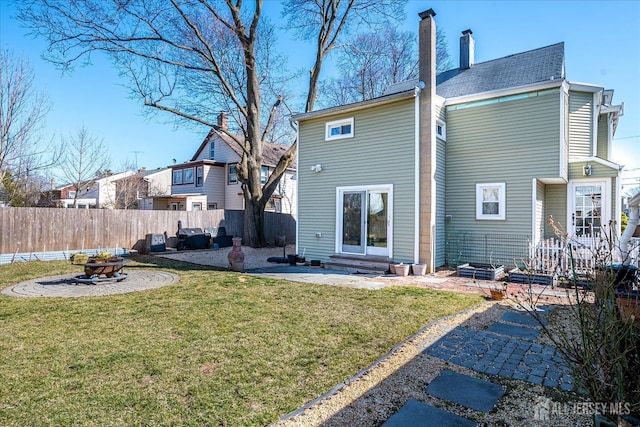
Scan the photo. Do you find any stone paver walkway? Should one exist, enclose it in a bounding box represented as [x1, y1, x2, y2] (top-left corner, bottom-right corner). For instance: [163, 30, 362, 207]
[382, 306, 574, 425]
[424, 322, 573, 390]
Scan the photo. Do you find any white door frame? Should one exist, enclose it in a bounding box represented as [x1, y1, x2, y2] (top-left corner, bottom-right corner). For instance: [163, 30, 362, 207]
[567, 178, 611, 237]
[336, 185, 393, 258]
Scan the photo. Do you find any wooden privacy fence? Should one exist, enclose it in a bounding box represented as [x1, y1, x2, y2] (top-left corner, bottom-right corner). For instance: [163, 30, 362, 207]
[0, 208, 296, 255]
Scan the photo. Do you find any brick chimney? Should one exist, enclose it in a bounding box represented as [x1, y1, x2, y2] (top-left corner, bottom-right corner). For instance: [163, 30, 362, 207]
[418, 8, 437, 273]
[217, 112, 228, 131]
[460, 29, 475, 69]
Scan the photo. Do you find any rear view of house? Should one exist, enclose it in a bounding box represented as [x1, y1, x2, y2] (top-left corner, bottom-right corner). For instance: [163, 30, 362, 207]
[293, 9, 624, 273]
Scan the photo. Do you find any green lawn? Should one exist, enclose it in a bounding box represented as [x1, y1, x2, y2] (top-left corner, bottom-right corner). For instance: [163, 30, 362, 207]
[0, 257, 482, 426]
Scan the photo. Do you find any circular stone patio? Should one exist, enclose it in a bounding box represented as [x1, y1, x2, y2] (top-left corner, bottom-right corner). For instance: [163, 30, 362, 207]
[1, 269, 180, 298]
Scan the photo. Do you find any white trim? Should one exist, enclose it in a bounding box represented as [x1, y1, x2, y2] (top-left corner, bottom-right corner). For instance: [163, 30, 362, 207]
[559, 84, 567, 180]
[476, 183, 506, 220]
[335, 185, 394, 258]
[295, 122, 300, 256]
[592, 92, 598, 157]
[569, 156, 622, 170]
[292, 90, 415, 122]
[444, 80, 563, 106]
[567, 177, 612, 236]
[414, 95, 420, 264]
[568, 82, 604, 93]
[325, 117, 354, 141]
[607, 113, 613, 160]
[616, 171, 622, 236]
[532, 179, 538, 243]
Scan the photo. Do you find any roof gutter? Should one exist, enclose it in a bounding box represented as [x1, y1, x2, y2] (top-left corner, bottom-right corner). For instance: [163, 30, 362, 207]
[291, 90, 417, 122]
[444, 79, 565, 106]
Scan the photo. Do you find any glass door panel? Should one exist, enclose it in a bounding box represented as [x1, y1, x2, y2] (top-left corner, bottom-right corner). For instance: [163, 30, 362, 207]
[342, 191, 366, 254]
[367, 192, 388, 255]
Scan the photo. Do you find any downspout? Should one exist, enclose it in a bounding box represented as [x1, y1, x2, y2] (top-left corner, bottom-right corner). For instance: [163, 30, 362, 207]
[620, 192, 640, 266]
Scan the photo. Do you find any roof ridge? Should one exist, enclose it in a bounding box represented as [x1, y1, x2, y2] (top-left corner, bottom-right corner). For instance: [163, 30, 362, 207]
[440, 41, 564, 74]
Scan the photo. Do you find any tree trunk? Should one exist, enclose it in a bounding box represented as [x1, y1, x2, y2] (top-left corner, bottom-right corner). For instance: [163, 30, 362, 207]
[243, 195, 266, 248]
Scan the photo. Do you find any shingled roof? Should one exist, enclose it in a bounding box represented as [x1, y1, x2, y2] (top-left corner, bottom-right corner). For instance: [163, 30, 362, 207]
[383, 42, 565, 99]
[191, 129, 297, 170]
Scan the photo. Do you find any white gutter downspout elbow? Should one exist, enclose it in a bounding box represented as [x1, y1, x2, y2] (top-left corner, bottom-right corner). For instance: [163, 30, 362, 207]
[620, 192, 640, 266]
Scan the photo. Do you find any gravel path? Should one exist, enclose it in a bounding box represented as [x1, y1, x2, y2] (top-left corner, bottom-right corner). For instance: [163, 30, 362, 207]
[155, 244, 296, 270]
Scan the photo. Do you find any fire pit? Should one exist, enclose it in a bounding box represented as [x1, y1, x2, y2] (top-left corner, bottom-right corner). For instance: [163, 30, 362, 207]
[74, 257, 128, 284]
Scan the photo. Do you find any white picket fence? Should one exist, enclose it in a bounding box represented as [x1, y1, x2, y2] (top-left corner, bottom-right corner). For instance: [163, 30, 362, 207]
[528, 236, 640, 275]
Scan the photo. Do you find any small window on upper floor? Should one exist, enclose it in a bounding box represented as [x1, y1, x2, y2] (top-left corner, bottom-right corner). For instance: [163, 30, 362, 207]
[209, 141, 215, 159]
[436, 119, 446, 141]
[325, 118, 354, 141]
[261, 166, 269, 184]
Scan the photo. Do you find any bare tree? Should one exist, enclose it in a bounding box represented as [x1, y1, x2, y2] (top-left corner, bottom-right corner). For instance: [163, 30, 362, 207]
[59, 126, 110, 208]
[1, 168, 50, 207]
[319, 27, 453, 107]
[0, 49, 58, 195]
[19, 0, 405, 246]
[282, 0, 405, 112]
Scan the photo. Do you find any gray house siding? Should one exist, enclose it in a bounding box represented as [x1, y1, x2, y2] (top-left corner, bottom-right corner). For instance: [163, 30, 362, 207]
[435, 137, 446, 267]
[568, 91, 593, 159]
[544, 184, 566, 238]
[445, 90, 561, 239]
[596, 116, 609, 159]
[203, 165, 226, 208]
[297, 98, 416, 263]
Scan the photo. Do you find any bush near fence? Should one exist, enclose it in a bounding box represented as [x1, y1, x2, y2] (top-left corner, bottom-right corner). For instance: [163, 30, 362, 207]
[0, 207, 296, 255]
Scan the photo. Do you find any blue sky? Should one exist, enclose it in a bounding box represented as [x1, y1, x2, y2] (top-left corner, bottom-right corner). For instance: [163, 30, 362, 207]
[1, 1, 639, 185]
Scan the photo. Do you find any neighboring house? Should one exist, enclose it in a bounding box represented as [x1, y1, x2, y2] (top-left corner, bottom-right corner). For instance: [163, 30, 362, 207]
[145, 113, 297, 214]
[56, 170, 137, 209]
[292, 9, 624, 273]
[117, 167, 172, 209]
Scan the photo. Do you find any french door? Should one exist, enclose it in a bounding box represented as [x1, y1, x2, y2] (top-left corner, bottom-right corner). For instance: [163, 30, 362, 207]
[338, 186, 392, 257]
[569, 180, 609, 237]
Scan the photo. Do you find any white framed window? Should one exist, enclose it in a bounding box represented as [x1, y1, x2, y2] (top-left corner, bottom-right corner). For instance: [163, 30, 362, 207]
[325, 118, 354, 141]
[209, 141, 215, 159]
[196, 166, 204, 187]
[436, 119, 446, 141]
[207, 203, 218, 210]
[172, 169, 183, 185]
[476, 183, 506, 220]
[228, 164, 238, 184]
[192, 203, 202, 211]
[261, 166, 269, 184]
[68, 190, 76, 199]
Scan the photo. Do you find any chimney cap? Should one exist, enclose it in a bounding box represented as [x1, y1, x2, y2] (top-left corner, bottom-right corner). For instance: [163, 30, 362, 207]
[418, 8, 436, 20]
[462, 29, 473, 35]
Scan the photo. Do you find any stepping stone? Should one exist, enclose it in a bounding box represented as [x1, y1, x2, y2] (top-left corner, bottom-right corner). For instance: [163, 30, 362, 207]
[501, 311, 547, 327]
[426, 370, 505, 412]
[487, 322, 540, 340]
[382, 399, 477, 427]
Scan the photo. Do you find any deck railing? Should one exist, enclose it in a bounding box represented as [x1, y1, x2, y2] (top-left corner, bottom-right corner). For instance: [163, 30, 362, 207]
[528, 236, 640, 275]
